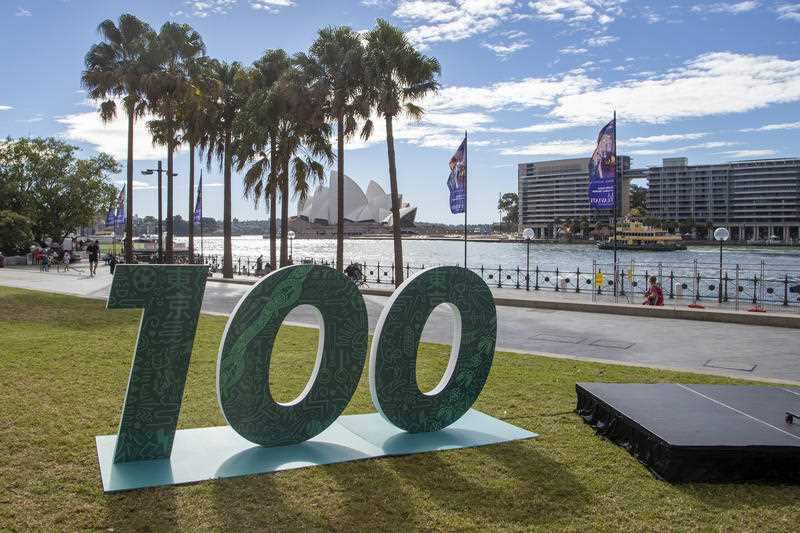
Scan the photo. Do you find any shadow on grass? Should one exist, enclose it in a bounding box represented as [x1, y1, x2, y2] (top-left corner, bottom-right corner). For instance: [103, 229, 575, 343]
[676, 482, 800, 510]
[388, 440, 589, 528]
[104, 487, 178, 529]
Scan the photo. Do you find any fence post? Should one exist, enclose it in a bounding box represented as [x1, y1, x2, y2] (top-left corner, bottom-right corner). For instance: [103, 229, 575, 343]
[576, 267, 581, 293]
[598, 269, 603, 295]
[525, 263, 529, 292]
[535, 265, 540, 290]
[376, 261, 381, 284]
[619, 269, 626, 296]
[724, 272, 729, 303]
[785, 274, 790, 306]
[407, 263, 411, 279]
[497, 265, 502, 288]
[735, 264, 740, 311]
[515, 267, 520, 289]
[390, 263, 394, 286]
[555, 267, 560, 292]
[752, 275, 758, 305]
[669, 271, 674, 299]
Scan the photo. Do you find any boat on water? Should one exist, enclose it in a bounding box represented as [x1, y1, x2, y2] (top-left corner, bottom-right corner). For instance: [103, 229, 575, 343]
[597, 221, 687, 251]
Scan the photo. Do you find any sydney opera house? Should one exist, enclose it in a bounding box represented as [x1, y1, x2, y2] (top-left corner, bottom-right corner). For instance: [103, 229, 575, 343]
[295, 172, 417, 230]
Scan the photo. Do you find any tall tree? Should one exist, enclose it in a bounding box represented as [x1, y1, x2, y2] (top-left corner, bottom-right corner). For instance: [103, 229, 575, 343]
[205, 60, 250, 278]
[273, 56, 333, 266]
[308, 26, 371, 272]
[364, 19, 440, 286]
[179, 57, 214, 262]
[235, 49, 291, 270]
[497, 192, 519, 227]
[82, 14, 157, 262]
[147, 22, 205, 263]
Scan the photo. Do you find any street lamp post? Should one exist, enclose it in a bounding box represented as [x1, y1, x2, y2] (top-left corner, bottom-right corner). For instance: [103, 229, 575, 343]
[142, 161, 178, 264]
[522, 228, 535, 291]
[288, 230, 296, 262]
[714, 227, 730, 304]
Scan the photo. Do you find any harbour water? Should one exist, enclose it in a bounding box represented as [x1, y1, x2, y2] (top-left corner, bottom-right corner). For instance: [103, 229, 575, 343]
[176, 236, 800, 272]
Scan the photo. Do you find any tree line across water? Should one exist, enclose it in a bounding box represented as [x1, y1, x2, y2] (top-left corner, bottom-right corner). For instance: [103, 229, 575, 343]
[81, 14, 441, 284]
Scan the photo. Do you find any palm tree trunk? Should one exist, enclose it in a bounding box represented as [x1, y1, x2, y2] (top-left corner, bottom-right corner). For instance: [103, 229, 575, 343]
[336, 115, 344, 272]
[279, 157, 289, 267]
[166, 129, 174, 264]
[223, 128, 233, 279]
[269, 139, 277, 269]
[124, 106, 135, 263]
[385, 115, 403, 286]
[188, 141, 195, 262]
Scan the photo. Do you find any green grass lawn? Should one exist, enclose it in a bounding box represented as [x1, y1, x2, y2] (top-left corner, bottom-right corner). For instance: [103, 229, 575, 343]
[1, 286, 798, 531]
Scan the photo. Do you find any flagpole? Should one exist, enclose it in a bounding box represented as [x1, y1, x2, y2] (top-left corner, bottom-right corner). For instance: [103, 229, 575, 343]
[200, 174, 204, 266]
[463, 130, 468, 269]
[612, 110, 618, 297]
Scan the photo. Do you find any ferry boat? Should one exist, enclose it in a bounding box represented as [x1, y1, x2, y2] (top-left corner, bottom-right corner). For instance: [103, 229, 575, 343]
[597, 221, 686, 251]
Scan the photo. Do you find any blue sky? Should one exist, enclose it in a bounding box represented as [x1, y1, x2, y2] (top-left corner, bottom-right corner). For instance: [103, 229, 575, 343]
[1, 0, 799, 223]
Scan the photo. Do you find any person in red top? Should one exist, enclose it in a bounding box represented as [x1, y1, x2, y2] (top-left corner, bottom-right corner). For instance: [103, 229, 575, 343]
[642, 276, 664, 306]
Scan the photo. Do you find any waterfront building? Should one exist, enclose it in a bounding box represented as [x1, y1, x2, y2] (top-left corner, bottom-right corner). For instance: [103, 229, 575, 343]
[645, 158, 800, 242]
[517, 156, 631, 238]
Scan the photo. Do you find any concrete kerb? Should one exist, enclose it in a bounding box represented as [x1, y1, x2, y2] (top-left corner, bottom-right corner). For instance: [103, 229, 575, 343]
[208, 277, 800, 329]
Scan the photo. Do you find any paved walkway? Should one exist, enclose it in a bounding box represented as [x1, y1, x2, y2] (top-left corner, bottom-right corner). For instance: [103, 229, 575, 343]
[1, 264, 798, 383]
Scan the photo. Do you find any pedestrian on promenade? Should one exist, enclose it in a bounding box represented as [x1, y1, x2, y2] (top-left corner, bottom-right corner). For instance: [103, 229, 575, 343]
[63, 250, 71, 271]
[642, 276, 664, 306]
[42, 250, 50, 272]
[87, 240, 99, 277]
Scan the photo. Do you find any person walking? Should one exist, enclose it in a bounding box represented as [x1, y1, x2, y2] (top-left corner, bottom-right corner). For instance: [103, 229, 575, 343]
[87, 240, 100, 277]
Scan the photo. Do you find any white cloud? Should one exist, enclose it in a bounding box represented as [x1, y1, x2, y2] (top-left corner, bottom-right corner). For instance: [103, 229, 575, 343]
[550, 52, 800, 124]
[628, 141, 737, 156]
[560, 45, 588, 54]
[691, 1, 759, 14]
[114, 179, 158, 191]
[0, 105, 12, 111]
[740, 121, 800, 131]
[395, 0, 516, 47]
[719, 149, 777, 158]
[17, 114, 45, 123]
[186, 0, 237, 17]
[500, 139, 597, 156]
[586, 34, 618, 47]
[776, 3, 800, 21]
[482, 40, 530, 57]
[626, 132, 709, 145]
[250, 0, 295, 12]
[428, 73, 599, 112]
[56, 102, 178, 161]
[529, 0, 625, 25]
[489, 122, 578, 133]
[15, 7, 31, 16]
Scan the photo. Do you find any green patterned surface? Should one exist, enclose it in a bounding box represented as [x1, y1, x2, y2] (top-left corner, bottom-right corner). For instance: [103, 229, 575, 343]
[106, 265, 208, 463]
[369, 266, 496, 433]
[217, 265, 368, 447]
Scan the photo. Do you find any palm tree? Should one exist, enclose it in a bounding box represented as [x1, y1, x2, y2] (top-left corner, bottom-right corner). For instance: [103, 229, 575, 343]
[82, 14, 157, 263]
[205, 60, 250, 279]
[364, 19, 440, 286]
[147, 22, 205, 263]
[179, 57, 214, 262]
[273, 57, 333, 266]
[234, 49, 290, 270]
[308, 27, 371, 272]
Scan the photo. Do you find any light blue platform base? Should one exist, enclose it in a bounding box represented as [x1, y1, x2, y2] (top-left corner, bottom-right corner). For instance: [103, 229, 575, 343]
[96, 409, 537, 492]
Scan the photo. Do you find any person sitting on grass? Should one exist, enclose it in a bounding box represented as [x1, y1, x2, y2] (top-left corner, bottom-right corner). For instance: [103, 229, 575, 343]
[642, 276, 664, 306]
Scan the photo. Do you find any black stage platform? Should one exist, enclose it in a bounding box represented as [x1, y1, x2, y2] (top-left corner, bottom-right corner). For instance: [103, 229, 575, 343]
[576, 383, 800, 482]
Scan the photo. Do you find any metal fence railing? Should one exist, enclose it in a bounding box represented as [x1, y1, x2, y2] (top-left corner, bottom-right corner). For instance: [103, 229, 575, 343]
[195, 254, 800, 314]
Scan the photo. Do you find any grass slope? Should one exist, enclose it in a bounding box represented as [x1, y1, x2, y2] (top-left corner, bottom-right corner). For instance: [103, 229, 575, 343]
[0, 286, 798, 531]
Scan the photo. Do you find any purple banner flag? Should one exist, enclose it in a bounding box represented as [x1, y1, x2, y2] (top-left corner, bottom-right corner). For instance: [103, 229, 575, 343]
[114, 185, 125, 225]
[447, 136, 467, 214]
[193, 174, 203, 224]
[588, 118, 616, 210]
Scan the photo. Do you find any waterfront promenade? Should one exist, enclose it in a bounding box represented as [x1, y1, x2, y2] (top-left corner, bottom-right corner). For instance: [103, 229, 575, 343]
[2, 264, 798, 383]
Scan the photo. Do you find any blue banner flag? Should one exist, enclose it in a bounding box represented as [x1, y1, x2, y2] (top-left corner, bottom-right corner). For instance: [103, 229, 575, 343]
[588, 118, 616, 210]
[193, 173, 203, 224]
[105, 202, 116, 227]
[115, 185, 126, 225]
[447, 136, 467, 214]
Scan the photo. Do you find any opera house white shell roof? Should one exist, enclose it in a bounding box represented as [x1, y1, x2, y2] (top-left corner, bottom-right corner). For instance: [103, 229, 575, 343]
[297, 172, 416, 225]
